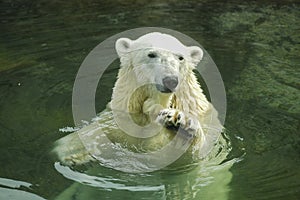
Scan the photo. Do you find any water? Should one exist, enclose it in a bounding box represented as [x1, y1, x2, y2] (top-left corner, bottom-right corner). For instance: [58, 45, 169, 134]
[0, 0, 299, 199]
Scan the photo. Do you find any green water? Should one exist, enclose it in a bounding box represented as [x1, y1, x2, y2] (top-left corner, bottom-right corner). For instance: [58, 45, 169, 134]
[0, 0, 299, 199]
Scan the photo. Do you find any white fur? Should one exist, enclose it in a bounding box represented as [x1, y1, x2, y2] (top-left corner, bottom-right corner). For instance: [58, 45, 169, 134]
[113, 32, 208, 121]
[53, 32, 215, 166]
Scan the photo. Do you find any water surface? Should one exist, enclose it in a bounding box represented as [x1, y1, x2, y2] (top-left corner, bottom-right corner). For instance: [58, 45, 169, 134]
[0, 0, 299, 199]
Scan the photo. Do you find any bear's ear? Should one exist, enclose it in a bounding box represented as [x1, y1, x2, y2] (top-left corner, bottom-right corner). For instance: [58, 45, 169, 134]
[115, 38, 132, 57]
[188, 46, 203, 65]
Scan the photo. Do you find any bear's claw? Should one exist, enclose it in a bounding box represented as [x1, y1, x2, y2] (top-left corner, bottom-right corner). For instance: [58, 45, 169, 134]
[156, 109, 200, 135]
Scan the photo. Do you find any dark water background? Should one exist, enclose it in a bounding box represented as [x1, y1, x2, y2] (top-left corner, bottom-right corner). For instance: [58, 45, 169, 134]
[0, 0, 299, 199]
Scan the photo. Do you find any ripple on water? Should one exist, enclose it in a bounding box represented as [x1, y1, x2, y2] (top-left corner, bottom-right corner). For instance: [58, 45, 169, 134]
[0, 178, 46, 200]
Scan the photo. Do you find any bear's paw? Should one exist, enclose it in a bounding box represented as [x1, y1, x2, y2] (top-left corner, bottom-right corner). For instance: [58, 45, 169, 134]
[156, 108, 200, 136]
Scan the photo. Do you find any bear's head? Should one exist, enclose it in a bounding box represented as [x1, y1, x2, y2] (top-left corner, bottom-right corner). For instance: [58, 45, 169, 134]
[115, 32, 203, 93]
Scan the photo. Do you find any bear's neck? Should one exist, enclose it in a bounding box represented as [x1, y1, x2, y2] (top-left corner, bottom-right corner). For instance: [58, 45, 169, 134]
[111, 66, 210, 121]
[172, 70, 210, 120]
[111, 66, 172, 114]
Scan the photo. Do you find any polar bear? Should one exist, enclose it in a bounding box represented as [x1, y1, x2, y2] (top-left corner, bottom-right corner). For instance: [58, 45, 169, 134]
[53, 32, 222, 169]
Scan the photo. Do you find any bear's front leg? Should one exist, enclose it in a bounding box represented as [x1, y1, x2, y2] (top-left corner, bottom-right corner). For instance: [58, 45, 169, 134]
[155, 109, 201, 137]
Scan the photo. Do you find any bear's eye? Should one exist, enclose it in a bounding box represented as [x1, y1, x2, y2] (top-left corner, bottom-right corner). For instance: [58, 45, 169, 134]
[148, 53, 157, 58]
[178, 56, 184, 61]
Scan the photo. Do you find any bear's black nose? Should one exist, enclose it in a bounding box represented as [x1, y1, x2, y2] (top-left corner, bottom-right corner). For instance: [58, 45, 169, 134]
[162, 76, 178, 91]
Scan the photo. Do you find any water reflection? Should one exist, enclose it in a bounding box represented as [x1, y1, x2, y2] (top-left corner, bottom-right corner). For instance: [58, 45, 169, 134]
[0, 0, 299, 199]
[0, 178, 45, 200]
[54, 156, 238, 200]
